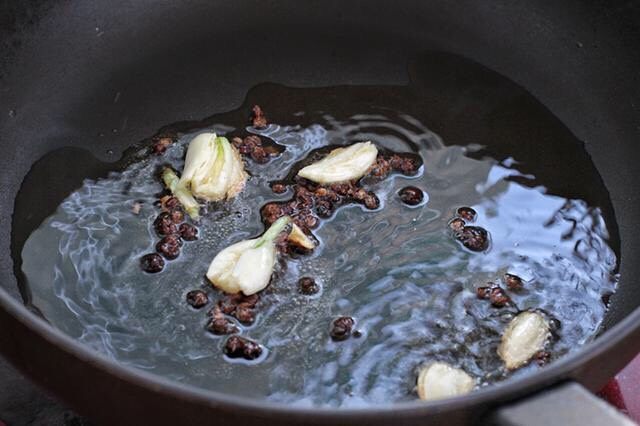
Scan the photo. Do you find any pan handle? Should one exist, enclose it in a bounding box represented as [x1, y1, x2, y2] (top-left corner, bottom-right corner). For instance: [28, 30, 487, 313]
[489, 382, 637, 426]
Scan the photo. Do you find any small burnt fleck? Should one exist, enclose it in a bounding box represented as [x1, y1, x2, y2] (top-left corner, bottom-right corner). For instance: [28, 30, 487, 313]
[298, 277, 319, 295]
[352, 330, 363, 338]
[154, 212, 178, 237]
[330, 316, 355, 341]
[156, 235, 182, 260]
[224, 336, 263, 360]
[179, 223, 198, 241]
[398, 186, 424, 206]
[271, 183, 287, 194]
[140, 253, 164, 273]
[456, 206, 477, 222]
[504, 273, 523, 291]
[457, 226, 489, 252]
[186, 290, 209, 308]
[250, 105, 268, 129]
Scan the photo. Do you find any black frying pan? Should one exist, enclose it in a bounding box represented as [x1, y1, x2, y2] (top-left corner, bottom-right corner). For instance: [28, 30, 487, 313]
[1, 1, 639, 425]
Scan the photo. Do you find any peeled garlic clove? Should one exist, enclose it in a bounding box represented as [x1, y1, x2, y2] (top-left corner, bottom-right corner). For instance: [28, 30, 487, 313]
[206, 216, 291, 295]
[498, 311, 550, 370]
[288, 224, 316, 250]
[206, 239, 256, 294]
[297, 141, 378, 184]
[417, 362, 475, 401]
[180, 133, 248, 202]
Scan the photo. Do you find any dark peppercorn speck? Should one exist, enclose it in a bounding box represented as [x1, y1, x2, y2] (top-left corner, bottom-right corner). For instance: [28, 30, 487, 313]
[154, 212, 178, 236]
[456, 206, 477, 222]
[224, 335, 263, 360]
[186, 290, 209, 308]
[504, 273, 523, 290]
[156, 235, 182, 260]
[140, 253, 164, 273]
[456, 226, 489, 252]
[298, 277, 319, 295]
[179, 223, 198, 241]
[330, 316, 355, 341]
[398, 186, 424, 206]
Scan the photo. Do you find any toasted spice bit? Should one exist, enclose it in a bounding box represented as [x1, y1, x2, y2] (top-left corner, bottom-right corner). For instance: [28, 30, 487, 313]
[388, 154, 420, 175]
[234, 305, 256, 325]
[498, 311, 550, 370]
[160, 195, 180, 211]
[369, 156, 392, 179]
[298, 277, 319, 295]
[448, 218, 466, 233]
[152, 136, 173, 155]
[476, 285, 491, 300]
[224, 335, 263, 360]
[504, 273, 523, 291]
[186, 290, 209, 308]
[417, 362, 475, 401]
[154, 212, 178, 237]
[489, 286, 510, 308]
[456, 226, 489, 252]
[352, 330, 363, 338]
[534, 350, 551, 366]
[456, 206, 477, 222]
[179, 223, 198, 241]
[316, 199, 333, 218]
[156, 235, 182, 260]
[330, 316, 355, 341]
[398, 186, 424, 206]
[169, 207, 184, 224]
[271, 183, 287, 194]
[364, 192, 380, 210]
[131, 202, 142, 215]
[140, 253, 165, 273]
[207, 216, 291, 295]
[206, 306, 239, 335]
[250, 105, 268, 129]
[298, 142, 378, 184]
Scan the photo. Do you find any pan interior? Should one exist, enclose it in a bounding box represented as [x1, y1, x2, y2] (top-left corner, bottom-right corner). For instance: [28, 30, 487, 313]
[15, 53, 619, 406]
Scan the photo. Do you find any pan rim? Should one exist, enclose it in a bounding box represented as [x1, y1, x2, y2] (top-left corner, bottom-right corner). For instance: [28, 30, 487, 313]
[1, 284, 639, 419]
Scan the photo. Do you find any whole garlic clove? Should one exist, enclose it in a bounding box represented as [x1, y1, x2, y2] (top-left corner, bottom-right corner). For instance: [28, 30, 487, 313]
[417, 362, 476, 401]
[297, 141, 378, 184]
[206, 216, 291, 295]
[180, 133, 248, 202]
[498, 311, 550, 370]
[288, 223, 316, 250]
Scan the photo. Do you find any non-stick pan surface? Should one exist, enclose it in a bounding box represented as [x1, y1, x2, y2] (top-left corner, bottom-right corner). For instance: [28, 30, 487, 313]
[1, 1, 640, 425]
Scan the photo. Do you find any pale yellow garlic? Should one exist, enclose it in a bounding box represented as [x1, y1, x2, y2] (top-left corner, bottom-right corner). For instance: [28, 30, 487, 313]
[206, 216, 291, 295]
[417, 362, 475, 401]
[288, 224, 316, 250]
[180, 133, 247, 202]
[498, 311, 550, 370]
[297, 141, 378, 184]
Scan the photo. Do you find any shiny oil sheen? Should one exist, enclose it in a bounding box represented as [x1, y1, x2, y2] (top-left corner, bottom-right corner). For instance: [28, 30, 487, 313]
[14, 54, 618, 407]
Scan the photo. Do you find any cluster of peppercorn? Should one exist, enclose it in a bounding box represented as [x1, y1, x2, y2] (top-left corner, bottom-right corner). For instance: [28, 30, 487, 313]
[448, 206, 490, 252]
[139, 196, 199, 273]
